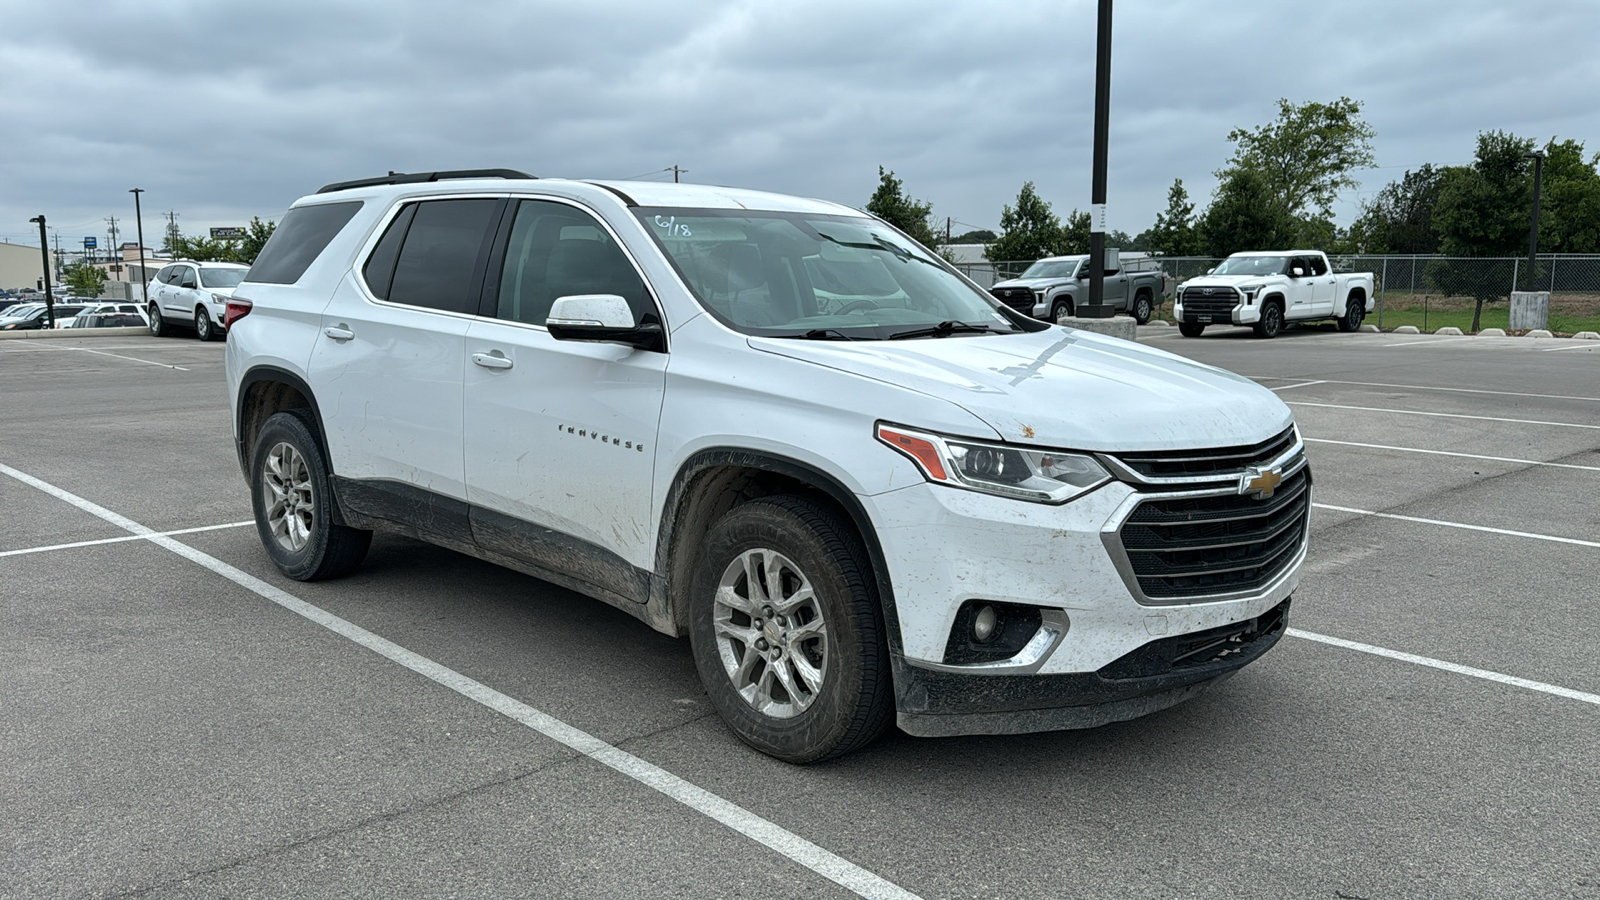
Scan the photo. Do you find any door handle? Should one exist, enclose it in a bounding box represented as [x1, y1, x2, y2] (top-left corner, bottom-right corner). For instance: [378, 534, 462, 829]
[472, 351, 513, 370]
[322, 326, 354, 341]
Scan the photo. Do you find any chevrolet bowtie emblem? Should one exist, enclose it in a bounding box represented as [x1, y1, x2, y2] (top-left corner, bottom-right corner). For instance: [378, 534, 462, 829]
[1241, 466, 1283, 499]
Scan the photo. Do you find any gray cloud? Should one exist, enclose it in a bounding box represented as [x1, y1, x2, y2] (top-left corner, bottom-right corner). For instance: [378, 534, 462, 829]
[3, 0, 1597, 248]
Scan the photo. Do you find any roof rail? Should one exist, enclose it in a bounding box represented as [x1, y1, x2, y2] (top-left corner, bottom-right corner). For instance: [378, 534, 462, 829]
[315, 169, 535, 194]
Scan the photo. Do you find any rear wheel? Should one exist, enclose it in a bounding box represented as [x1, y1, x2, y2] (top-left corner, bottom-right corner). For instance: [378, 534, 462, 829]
[1178, 321, 1205, 337]
[1130, 291, 1154, 325]
[1337, 297, 1365, 332]
[148, 304, 168, 337]
[688, 495, 892, 764]
[1253, 302, 1284, 338]
[250, 410, 371, 581]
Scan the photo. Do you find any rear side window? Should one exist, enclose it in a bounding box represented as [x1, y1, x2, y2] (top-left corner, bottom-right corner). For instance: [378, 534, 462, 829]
[385, 199, 501, 313]
[1309, 255, 1329, 276]
[246, 201, 363, 285]
[361, 204, 417, 301]
[154, 265, 174, 284]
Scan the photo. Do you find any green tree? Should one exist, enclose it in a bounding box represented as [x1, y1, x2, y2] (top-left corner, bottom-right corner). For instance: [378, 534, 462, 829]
[865, 166, 939, 251]
[1060, 209, 1092, 255]
[1433, 131, 1537, 330]
[170, 234, 243, 263]
[1147, 178, 1199, 256]
[1348, 164, 1444, 254]
[1196, 168, 1299, 257]
[1538, 139, 1600, 255]
[237, 216, 277, 264]
[951, 229, 996, 243]
[1220, 97, 1376, 221]
[62, 261, 107, 297]
[985, 182, 1063, 263]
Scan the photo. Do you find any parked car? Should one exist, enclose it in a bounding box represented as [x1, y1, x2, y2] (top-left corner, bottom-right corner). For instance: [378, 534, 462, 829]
[68, 312, 147, 329]
[0, 304, 88, 330]
[147, 261, 251, 341]
[60, 302, 148, 327]
[988, 252, 1169, 324]
[1174, 250, 1376, 338]
[227, 170, 1308, 762]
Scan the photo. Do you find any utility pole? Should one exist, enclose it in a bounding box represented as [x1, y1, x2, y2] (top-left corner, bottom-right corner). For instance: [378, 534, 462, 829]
[1079, 0, 1115, 319]
[946, 217, 952, 245]
[131, 189, 149, 304]
[672, 165, 685, 184]
[52, 231, 63, 279]
[1524, 150, 1545, 292]
[164, 209, 180, 255]
[105, 216, 120, 264]
[28, 216, 56, 328]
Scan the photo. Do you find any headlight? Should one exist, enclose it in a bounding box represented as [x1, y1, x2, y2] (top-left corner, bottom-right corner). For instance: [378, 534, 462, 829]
[876, 423, 1111, 503]
[1240, 284, 1262, 302]
[210, 292, 229, 304]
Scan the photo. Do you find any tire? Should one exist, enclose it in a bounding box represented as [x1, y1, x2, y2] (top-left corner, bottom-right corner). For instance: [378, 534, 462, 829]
[1253, 302, 1284, 339]
[1051, 299, 1073, 323]
[1178, 321, 1205, 338]
[1131, 291, 1154, 325]
[195, 307, 216, 341]
[688, 495, 892, 764]
[148, 304, 168, 337]
[250, 410, 372, 581]
[1337, 297, 1365, 332]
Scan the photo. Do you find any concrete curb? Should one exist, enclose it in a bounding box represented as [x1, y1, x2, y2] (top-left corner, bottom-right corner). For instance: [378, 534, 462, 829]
[1359, 324, 1380, 332]
[1435, 327, 1464, 336]
[0, 326, 151, 341]
[1393, 325, 1420, 334]
[1478, 328, 1508, 337]
[1574, 331, 1600, 340]
[1526, 329, 1554, 339]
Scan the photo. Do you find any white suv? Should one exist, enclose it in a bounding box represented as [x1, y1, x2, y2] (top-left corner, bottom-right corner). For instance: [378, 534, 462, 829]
[225, 170, 1309, 762]
[147, 260, 251, 340]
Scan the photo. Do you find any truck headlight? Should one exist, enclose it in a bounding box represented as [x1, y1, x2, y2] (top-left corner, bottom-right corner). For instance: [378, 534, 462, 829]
[876, 423, 1111, 503]
[1240, 284, 1262, 304]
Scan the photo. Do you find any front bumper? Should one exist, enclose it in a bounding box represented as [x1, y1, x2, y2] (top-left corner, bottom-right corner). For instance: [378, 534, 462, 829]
[1175, 301, 1257, 325]
[864, 474, 1303, 734]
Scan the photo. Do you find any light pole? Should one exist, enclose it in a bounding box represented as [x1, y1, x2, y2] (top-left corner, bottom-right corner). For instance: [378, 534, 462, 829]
[1078, 0, 1114, 319]
[1523, 150, 1545, 292]
[28, 215, 56, 328]
[130, 188, 148, 305]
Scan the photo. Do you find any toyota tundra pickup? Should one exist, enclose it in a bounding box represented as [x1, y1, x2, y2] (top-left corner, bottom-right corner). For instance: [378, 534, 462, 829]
[988, 252, 1168, 325]
[1174, 250, 1375, 338]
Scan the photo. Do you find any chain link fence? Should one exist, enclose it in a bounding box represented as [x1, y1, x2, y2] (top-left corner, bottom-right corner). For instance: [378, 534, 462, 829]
[956, 254, 1600, 335]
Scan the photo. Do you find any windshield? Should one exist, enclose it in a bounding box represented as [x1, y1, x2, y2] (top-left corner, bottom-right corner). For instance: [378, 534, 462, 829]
[1212, 256, 1290, 276]
[199, 268, 247, 288]
[1018, 259, 1082, 280]
[636, 210, 1022, 340]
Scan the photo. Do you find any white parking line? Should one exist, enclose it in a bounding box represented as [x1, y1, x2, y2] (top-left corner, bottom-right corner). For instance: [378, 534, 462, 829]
[1268, 380, 1327, 392]
[1383, 337, 1474, 348]
[1289, 629, 1600, 706]
[0, 521, 254, 559]
[1303, 438, 1600, 473]
[1288, 401, 1600, 430]
[0, 344, 189, 370]
[1246, 378, 1600, 404]
[1542, 342, 1600, 352]
[0, 461, 923, 900]
[1313, 502, 1600, 549]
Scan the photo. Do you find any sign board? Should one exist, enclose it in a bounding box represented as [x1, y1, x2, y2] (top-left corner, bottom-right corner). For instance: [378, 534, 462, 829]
[83, 236, 97, 248]
[210, 227, 246, 240]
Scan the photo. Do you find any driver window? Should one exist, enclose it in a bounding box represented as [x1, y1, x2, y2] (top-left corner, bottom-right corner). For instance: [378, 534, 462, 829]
[495, 200, 649, 326]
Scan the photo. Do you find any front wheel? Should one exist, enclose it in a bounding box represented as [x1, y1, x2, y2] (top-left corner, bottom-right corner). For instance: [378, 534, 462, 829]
[1253, 303, 1284, 338]
[1051, 299, 1073, 323]
[1337, 298, 1365, 332]
[1178, 321, 1205, 337]
[688, 495, 892, 764]
[195, 307, 217, 341]
[250, 410, 372, 581]
[1131, 291, 1154, 325]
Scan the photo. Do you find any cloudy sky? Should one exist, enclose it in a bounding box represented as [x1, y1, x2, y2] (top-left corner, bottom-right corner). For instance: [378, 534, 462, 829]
[2, 0, 1597, 252]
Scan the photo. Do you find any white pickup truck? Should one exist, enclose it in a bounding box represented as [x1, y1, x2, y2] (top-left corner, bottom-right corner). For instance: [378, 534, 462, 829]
[1174, 250, 1375, 338]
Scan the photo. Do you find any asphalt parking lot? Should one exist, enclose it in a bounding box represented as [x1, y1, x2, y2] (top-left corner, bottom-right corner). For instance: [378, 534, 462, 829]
[3, 325, 1597, 899]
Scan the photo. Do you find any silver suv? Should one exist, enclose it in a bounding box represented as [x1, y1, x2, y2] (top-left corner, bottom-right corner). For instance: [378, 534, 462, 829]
[146, 260, 250, 341]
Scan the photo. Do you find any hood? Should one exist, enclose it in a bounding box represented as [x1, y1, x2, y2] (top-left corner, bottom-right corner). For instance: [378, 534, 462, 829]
[991, 277, 1072, 291]
[749, 328, 1292, 452]
[1181, 274, 1278, 289]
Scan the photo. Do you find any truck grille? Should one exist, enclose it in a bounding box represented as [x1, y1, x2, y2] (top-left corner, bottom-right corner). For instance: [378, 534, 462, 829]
[1181, 286, 1237, 317]
[989, 286, 1036, 314]
[1117, 426, 1297, 479]
[1116, 467, 1310, 602]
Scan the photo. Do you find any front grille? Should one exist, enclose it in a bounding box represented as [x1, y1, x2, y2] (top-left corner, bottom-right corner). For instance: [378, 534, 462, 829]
[1181, 286, 1237, 317]
[989, 286, 1036, 313]
[1117, 426, 1297, 479]
[1117, 467, 1310, 601]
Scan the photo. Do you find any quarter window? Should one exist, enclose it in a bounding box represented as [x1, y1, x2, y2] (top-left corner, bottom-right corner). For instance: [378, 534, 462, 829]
[493, 200, 648, 326]
[385, 199, 501, 313]
[246, 200, 363, 285]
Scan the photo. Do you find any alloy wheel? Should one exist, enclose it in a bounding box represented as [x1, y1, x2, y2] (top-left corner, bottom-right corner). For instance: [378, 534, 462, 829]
[712, 548, 829, 718]
[262, 441, 315, 552]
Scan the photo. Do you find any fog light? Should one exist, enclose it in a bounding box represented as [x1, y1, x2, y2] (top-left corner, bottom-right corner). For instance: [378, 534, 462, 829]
[972, 605, 998, 642]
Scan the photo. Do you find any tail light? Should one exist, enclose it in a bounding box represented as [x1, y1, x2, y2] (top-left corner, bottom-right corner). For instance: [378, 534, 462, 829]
[223, 297, 253, 329]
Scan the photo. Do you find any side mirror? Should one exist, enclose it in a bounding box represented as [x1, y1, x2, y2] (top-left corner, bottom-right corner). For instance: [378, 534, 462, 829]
[546, 294, 664, 352]
[1291, 267, 1305, 277]
[1206, 267, 1216, 275]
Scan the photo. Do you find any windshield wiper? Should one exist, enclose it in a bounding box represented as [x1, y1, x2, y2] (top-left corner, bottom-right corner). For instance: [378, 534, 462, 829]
[885, 321, 998, 340]
[799, 328, 858, 341]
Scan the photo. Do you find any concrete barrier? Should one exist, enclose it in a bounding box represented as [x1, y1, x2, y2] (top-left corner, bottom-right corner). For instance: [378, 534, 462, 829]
[1061, 315, 1138, 342]
[1508, 291, 1550, 331]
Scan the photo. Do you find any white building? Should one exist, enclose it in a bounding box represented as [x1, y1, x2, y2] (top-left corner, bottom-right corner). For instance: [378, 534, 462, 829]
[0, 241, 57, 292]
